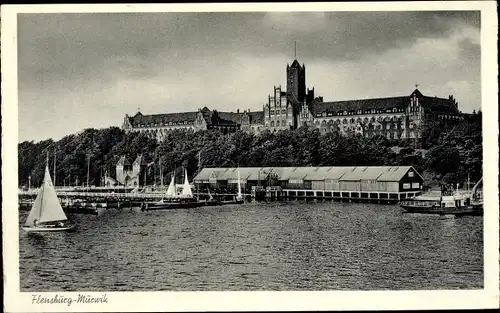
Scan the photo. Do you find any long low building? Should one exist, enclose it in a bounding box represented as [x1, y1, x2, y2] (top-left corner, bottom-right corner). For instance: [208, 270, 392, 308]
[194, 166, 423, 201]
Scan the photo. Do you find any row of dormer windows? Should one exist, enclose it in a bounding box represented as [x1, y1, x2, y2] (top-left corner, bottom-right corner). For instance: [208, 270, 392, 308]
[317, 107, 405, 117]
[137, 121, 191, 128]
[315, 116, 404, 124]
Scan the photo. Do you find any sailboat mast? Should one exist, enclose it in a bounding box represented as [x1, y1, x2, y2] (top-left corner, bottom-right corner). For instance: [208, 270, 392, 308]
[87, 156, 90, 192]
[39, 152, 49, 220]
[160, 155, 163, 187]
[53, 149, 56, 187]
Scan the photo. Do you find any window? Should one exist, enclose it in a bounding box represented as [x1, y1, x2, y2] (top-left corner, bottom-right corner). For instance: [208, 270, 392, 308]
[403, 183, 410, 189]
[282, 120, 286, 126]
[271, 121, 274, 127]
[357, 110, 362, 114]
[412, 183, 420, 189]
[408, 171, 414, 177]
[270, 110, 274, 115]
[386, 123, 391, 129]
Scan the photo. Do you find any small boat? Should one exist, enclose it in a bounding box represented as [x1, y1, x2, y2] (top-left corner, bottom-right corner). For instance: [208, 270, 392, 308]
[143, 169, 204, 211]
[400, 179, 483, 216]
[22, 157, 75, 233]
[236, 168, 244, 203]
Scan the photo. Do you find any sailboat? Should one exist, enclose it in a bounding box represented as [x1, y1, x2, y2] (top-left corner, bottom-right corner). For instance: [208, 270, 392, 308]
[165, 173, 176, 198]
[181, 168, 194, 198]
[236, 169, 244, 203]
[144, 169, 204, 211]
[23, 160, 75, 233]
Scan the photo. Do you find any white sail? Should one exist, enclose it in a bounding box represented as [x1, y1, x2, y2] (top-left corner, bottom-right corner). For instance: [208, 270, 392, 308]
[237, 169, 243, 200]
[181, 169, 193, 198]
[25, 184, 44, 226]
[166, 174, 176, 197]
[25, 165, 68, 226]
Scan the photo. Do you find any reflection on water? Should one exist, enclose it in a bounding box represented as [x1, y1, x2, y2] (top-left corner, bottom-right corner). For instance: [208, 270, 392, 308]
[19, 202, 483, 291]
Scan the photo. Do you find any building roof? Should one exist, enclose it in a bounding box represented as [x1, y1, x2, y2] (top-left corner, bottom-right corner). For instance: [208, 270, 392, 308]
[247, 111, 264, 125]
[194, 166, 420, 182]
[133, 155, 146, 166]
[290, 59, 302, 69]
[216, 111, 243, 125]
[117, 156, 130, 166]
[310, 96, 409, 116]
[128, 111, 198, 127]
[419, 96, 460, 115]
[195, 167, 274, 181]
[309, 167, 355, 180]
[309, 89, 460, 117]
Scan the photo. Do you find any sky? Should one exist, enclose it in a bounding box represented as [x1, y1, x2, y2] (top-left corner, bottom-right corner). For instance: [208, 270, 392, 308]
[17, 11, 481, 142]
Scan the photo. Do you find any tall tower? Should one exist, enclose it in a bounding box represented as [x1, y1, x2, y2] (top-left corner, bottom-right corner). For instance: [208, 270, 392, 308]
[287, 42, 306, 129]
[287, 60, 306, 104]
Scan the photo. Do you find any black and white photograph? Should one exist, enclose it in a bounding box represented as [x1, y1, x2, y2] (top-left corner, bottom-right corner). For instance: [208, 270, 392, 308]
[2, 2, 498, 312]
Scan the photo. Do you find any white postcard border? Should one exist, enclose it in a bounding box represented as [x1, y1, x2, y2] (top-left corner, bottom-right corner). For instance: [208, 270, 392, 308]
[2, 2, 498, 312]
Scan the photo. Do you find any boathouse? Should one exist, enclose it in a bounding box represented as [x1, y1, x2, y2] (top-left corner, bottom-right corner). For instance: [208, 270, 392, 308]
[194, 166, 423, 201]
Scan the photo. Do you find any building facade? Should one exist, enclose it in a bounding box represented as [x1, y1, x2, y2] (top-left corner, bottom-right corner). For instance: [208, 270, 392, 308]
[194, 166, 424, 200]
[104, 155, 146, 187]
[122, 58, 463, 141]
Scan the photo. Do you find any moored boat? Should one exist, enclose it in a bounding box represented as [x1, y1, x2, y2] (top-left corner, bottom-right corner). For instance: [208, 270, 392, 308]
[400, 179, 483, 216]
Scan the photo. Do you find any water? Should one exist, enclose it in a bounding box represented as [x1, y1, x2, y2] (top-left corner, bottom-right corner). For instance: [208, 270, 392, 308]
[19, 202, 483, 291]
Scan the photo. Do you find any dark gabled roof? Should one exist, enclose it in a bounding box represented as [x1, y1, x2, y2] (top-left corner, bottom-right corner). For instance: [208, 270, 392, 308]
[420, 96, 460, 115]
[248, 111, 264, 124]
[290, 59, 302, 68]
[129, 111, 198, 126]
[216, 111, 243, 125]
[310, 89, 460, 116]
[310, 96, 409, 115]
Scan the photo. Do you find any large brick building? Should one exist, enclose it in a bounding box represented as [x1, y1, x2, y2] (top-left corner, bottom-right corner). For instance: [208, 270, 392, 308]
[122, 58, 462, 141]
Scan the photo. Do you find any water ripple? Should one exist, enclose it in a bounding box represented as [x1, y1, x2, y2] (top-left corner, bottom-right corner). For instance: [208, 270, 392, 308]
[19, 202, 483, 291]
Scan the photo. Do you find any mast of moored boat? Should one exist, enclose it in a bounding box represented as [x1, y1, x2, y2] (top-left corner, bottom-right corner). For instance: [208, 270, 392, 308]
[86, 155, 90, 193]
[237, 168, 242, 201]
[39, 151, 50, 221]
[53, 149, 57, 187]
[160, 155, 163, 187]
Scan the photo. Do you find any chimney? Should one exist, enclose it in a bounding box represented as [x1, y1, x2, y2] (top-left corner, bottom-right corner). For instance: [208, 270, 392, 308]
[237, 109, 240, 113]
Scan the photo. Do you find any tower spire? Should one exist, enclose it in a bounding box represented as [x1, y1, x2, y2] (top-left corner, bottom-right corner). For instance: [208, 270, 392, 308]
[294, 41, 297, 59]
